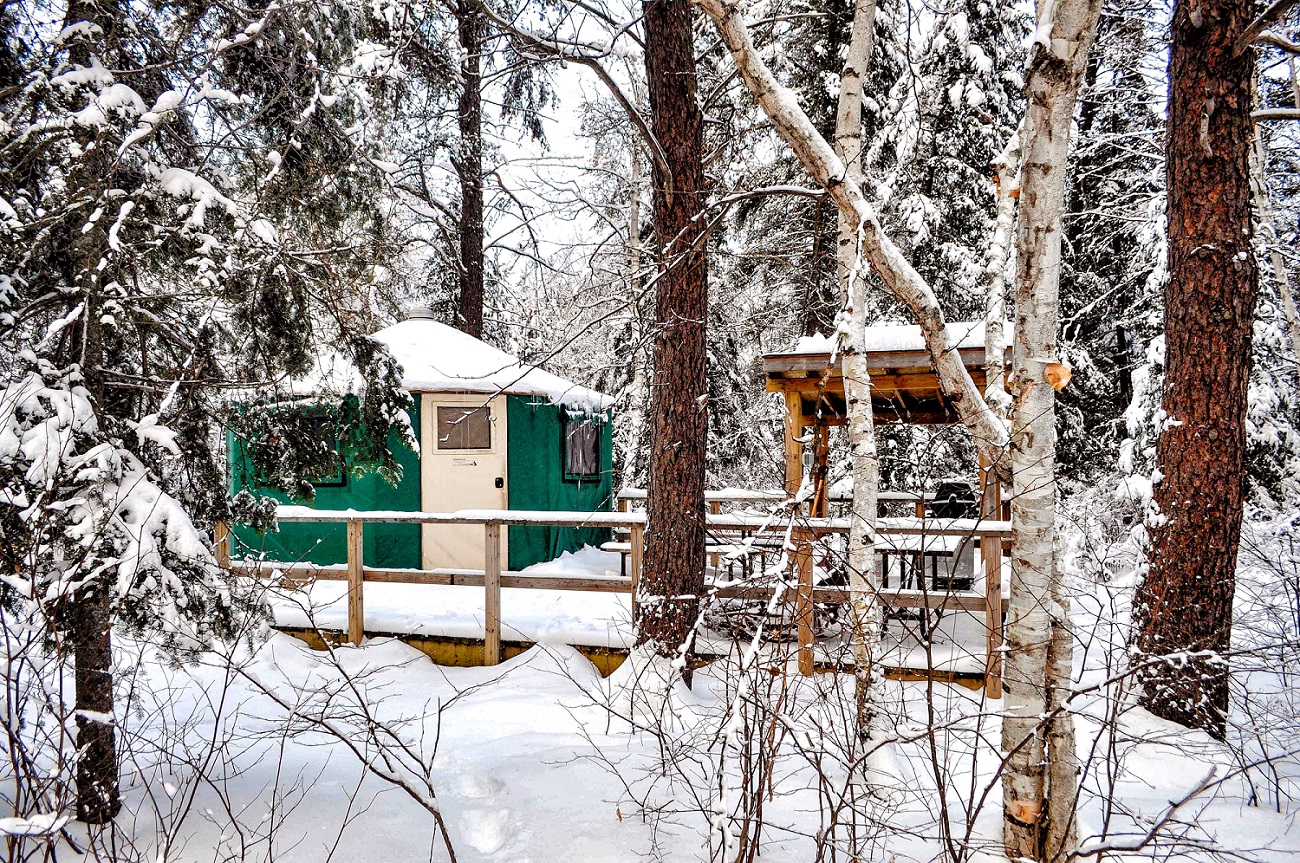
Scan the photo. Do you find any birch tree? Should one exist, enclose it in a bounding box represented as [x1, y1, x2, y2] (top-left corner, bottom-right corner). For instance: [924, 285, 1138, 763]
[834, 0, 884, 744]
[1001, 0, 1103, 858]
[691, 0, 1011, 480]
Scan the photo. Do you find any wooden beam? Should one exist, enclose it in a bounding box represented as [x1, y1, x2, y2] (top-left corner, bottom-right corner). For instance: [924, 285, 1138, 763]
[795, 528, 815, 675]
[629, 523, 644, 622]
[214, 521, 230, 570]
[983, 532, 1003, 698]
[346, 520, 364, 646]
[784, 389, 804, 496]
[769, 370, 987, 397]
[484, 522, 502, 665]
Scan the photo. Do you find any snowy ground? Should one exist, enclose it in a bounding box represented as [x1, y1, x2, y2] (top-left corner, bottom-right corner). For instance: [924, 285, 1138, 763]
[69, 627, 1300, 863]
[9, 521, 1299, 862]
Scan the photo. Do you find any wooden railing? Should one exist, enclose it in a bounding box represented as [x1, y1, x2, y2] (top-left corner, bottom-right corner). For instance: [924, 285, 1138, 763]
[221, 506, 1009, 695]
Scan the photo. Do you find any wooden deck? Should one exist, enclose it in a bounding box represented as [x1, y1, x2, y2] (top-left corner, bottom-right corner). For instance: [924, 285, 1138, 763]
[220, 506, 1010, 695]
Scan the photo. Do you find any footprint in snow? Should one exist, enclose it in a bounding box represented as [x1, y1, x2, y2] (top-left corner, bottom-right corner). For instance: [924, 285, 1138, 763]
[455, 772, 505, 799]
[460, 808, 511, 854]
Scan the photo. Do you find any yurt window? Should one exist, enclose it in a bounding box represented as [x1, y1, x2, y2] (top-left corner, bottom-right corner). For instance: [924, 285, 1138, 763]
[564, 417, 601, 480]
[437, 405, 492, 450]
[305, 414, 345, 486]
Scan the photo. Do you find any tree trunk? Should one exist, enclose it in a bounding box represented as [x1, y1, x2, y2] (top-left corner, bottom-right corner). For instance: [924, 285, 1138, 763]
[456, 0, 486, 339]
[1250, 124, 1300, 363]
[636, 0, 709, 678]
[834, 0, 882, 746]
[693, 0, 1012, 482]
[985, 125, 1021, 417]
[62, 0, 122, 824]
[1134, 0, 1257, 742]
[1001, 0, 1101, 859]
[68, 580, 120, 824]
[621, 152, 650, 488]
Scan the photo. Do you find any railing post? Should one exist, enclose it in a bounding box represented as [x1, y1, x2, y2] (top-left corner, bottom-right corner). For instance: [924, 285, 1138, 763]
[484, 522, 502, 666]
[708, 500, 721, 570]
[795, 527, 815, 676]
[629, 523, 644, 625]
[346, 520, 364, 646]
[214, 521, 230, 569]
[983, 532, 1003, 698]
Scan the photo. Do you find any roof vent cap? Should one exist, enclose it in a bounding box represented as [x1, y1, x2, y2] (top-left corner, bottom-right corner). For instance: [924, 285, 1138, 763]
[406, 306, 436, 321]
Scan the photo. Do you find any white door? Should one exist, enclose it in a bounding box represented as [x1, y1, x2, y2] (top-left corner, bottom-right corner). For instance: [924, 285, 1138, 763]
[420, 393, 509, 571]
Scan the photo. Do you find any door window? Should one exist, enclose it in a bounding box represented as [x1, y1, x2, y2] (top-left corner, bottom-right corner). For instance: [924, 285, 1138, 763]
[436, 405, 492, 450]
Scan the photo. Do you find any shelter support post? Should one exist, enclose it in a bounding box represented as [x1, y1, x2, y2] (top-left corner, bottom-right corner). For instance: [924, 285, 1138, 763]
[485, 522, 502, 665]
[982, 532, 1003, 698]
[346, 520, 364, 646]
[795, 528, 815, 676]
[784, 391, 804, 496]
[812, 424, 830, 517]
[629, 523, 644, 624]
[978, 452, 1002, 519]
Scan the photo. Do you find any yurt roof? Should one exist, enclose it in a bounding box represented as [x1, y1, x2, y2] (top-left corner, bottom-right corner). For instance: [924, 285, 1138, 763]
[305, 312, 615, 412]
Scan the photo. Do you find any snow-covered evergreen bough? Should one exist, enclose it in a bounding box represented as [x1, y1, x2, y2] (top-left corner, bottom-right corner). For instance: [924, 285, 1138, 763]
[0, 0, 418, 832]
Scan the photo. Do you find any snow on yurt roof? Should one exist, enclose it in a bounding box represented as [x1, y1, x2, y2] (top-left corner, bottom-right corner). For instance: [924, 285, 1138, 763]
[305, 312, 615, 412]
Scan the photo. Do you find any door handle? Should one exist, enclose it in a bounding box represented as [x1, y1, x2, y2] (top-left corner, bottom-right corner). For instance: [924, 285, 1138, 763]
[495, 477, 504, 489]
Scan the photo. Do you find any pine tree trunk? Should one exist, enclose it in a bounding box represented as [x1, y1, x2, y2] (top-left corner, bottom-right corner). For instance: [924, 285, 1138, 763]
[62, 0, 122, 824]
[1001, 0, 1101, 858]
[68, 580, 120, 823]
[1134, 0, 1257, 742]
[636, 0, 709, 677]
[834, 0, 882, 745]
[456, 0, 486, 339]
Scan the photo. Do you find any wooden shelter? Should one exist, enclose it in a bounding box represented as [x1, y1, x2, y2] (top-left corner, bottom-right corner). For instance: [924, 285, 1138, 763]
[763, 321, 1005, 514]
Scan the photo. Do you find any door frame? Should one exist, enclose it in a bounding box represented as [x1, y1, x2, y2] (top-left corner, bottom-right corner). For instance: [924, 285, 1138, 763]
[418, 391, 509, 570]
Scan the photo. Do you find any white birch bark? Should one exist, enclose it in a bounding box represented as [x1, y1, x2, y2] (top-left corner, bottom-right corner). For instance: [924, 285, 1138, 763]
[622, 152, 649, 484]
[1250, 125, 1300, 362]
[985, 125, 1023, 417]
[835, 0, 882, 747]
[693, 0, 1011, 480]
[1001, 0, 1102, 859]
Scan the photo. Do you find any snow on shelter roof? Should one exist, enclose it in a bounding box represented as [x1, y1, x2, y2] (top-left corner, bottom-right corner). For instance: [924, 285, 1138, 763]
[781, 321, 993, 357]
[304, 314, 615, 412]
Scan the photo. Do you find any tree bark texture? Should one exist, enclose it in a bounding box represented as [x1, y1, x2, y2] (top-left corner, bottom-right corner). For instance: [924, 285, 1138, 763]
[985, 125, 1022, 417]
[834, 0, 883, 745]
[636, 0, 709, 676]
[1134, 0, 1257, 741]
[1002, 0, 1101, 859]
[68, 580, 121, 823]
[456, 0, 486, 339]
[692, 0, 1012, 481]
[62, 0, 122, 824]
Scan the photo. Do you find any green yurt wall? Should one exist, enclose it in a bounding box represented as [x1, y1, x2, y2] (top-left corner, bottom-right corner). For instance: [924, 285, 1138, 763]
[228, 403, 422, 568]
[506, 396, 614, 570]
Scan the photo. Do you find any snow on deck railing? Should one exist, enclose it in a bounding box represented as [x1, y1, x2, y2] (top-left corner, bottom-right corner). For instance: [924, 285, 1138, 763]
[221, 506, 1009, 693]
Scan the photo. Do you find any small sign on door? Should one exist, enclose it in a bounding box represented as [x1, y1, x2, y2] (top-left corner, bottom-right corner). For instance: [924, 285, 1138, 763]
[452, 458, 478, 467]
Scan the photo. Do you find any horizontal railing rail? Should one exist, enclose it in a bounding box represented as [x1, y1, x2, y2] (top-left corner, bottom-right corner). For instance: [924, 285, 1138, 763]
[221, 505, 1007, 695]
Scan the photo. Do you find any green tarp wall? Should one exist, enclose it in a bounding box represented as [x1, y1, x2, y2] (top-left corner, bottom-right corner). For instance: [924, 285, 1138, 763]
[228, 403, 423, 569]
[506, 396, 614, 571]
